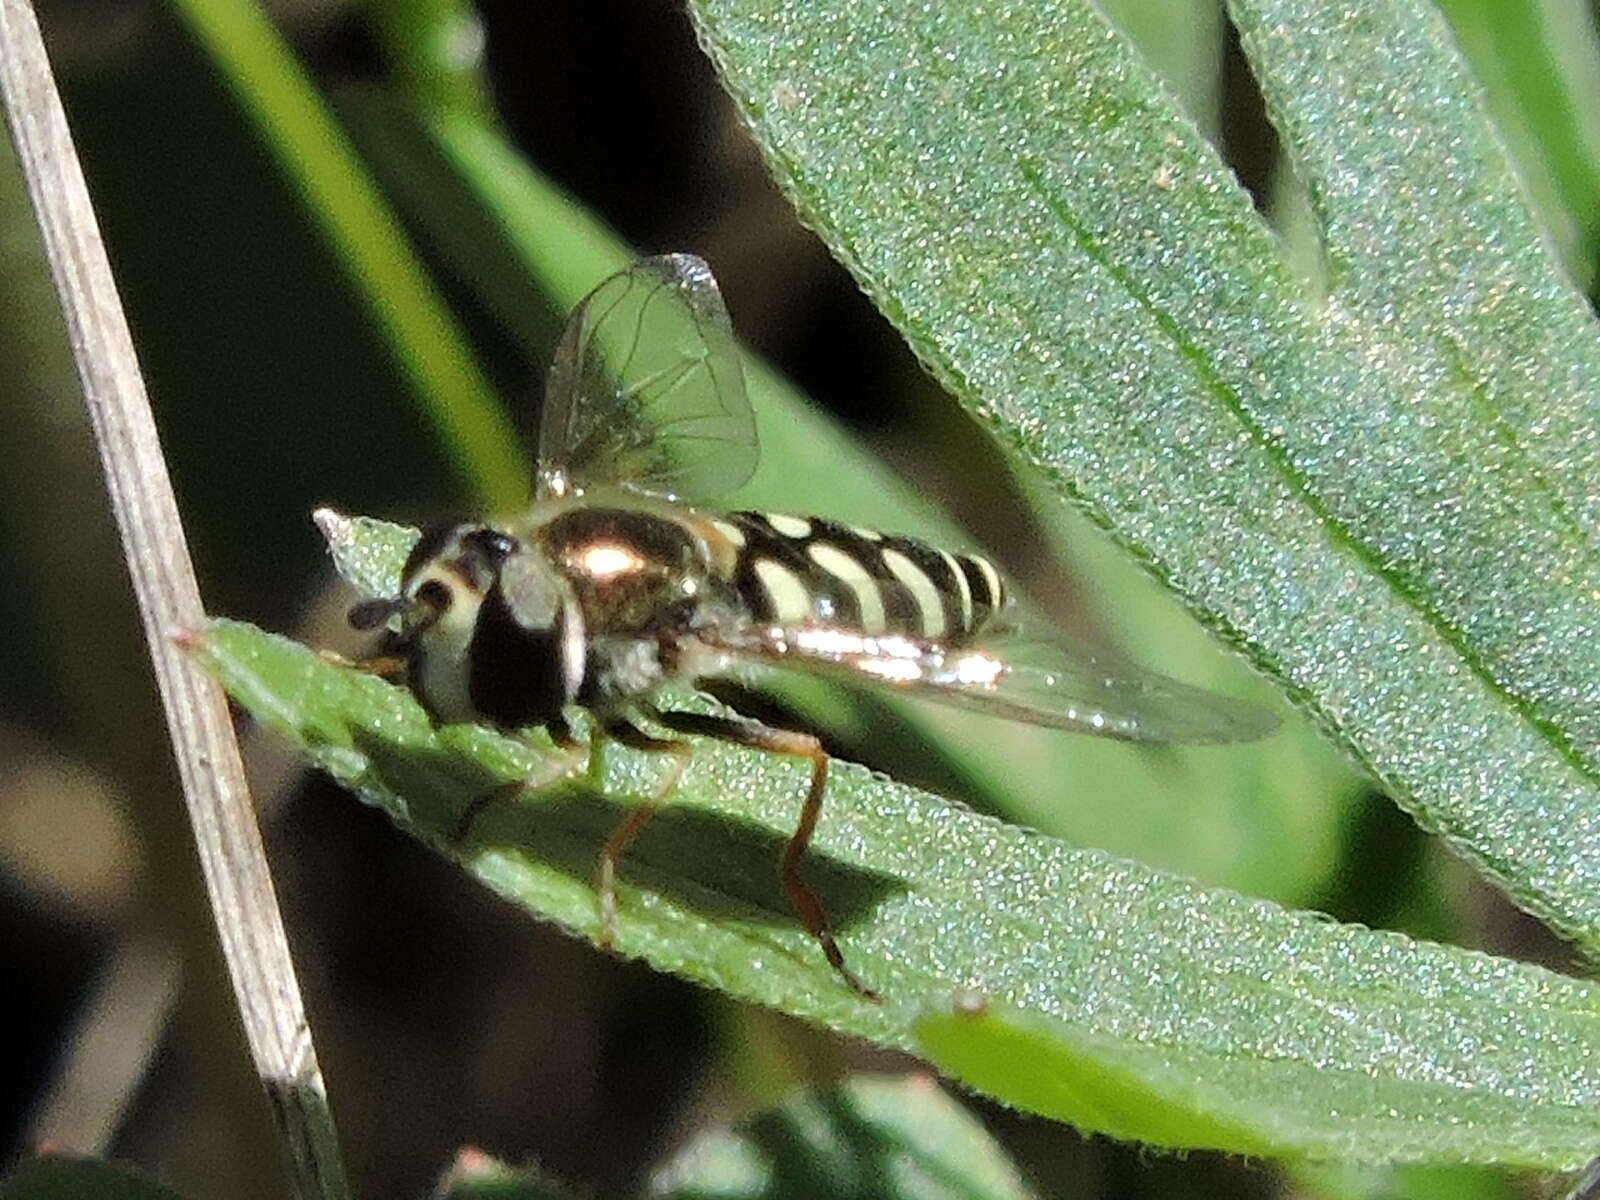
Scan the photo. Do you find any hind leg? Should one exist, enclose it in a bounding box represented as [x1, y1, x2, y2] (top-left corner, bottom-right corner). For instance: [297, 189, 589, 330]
[653, 709, 877, 1000]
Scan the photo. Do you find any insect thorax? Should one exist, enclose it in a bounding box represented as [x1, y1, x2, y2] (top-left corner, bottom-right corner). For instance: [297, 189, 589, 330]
[502, 502, 734, 712]
[531, 504, 728, 637]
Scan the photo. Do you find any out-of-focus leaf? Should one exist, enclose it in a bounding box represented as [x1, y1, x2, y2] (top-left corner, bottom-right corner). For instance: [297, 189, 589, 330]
[686, 0, 1600, 946]
[1098, 0, 1224, 137]
[648, 1075, 1037, 1199]
[0, 1158, 187, 1200]
[434, 1148, 577, 1200]
[1435, 0, 1600, 288]
[362, 0, 495, 120]
[163, 0, 525, 510]
[1287, 1160, 1518, 1200]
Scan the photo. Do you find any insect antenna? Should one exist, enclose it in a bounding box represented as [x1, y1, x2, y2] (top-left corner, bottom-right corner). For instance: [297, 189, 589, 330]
[348, 596, 406, 631]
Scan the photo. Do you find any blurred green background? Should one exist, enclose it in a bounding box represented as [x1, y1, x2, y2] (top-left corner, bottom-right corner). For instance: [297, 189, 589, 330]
[1, 1, 1593, 1197]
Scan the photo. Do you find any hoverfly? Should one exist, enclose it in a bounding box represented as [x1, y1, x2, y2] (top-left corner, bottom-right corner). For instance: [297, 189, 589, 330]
[349, 254, 1275, 998]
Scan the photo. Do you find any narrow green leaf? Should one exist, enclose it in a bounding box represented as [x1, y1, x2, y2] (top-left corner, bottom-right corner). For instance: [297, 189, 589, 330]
[361, 0, 496, 120]
[1228, 0, 1600, 925]
[915, 1005, 1276, 1157]
[686, 0, 1600, 943]
[1287, 1160, 1518, 1200]
[313, 508, 421, 601]
[1434, 0, 1600, 288]
[435, 1149, 577, 1200]
[197, 604, 1600, 1168]
[0, 1158, 187, 1200]
[916, 1000, 1599, 1167]
[162, 0, 526, 510]
[649, 1075, 1037, 1199]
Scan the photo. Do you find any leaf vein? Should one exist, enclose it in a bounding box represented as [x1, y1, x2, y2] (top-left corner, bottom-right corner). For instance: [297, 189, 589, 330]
[1017, 158, 1600, 797]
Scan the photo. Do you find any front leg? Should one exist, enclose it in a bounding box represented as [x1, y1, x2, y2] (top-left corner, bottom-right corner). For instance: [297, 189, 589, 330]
[319, 648, 407, 680]
[450, 716, 589, 847]
[593, 717, 694, 949]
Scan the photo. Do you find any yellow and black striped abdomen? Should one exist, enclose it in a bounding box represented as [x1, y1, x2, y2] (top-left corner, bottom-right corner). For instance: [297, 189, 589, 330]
[713, 512, 1007, 643]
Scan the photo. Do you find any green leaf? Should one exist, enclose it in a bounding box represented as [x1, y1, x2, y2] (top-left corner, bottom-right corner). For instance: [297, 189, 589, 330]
[313, 508, 422, 602]
[648, 1075, 1037, 1199]
[197, 599, 1600, 1169]
[360, 0, 495, 121]
[1286, 1160, 1519, 1200]
[685, 0, 1600, 945]
[0, 1158, 187, 1200]
[915, 1001, 1600, 1166]
[1434, 0, 1600, 289]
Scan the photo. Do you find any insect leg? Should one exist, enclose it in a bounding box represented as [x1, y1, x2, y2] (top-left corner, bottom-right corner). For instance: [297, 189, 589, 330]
[595, 717, 693, 949]
[548, 714, 578, 748]
[319, 648, 407, 680]
[449, 719, 588, 847]
[652, 709, 877, 1001]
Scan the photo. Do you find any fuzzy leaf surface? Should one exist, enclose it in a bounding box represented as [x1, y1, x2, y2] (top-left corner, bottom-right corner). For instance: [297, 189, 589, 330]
[686, 0, 1600, 947]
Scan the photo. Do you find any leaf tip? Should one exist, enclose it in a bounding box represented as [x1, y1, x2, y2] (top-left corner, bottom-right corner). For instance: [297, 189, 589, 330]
[312, 505, 353, 544]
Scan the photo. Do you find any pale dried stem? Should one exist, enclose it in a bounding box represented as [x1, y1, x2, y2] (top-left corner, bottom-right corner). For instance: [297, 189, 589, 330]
[0, 2, 350, 1196]
[1567, 1157, 1600, 1200]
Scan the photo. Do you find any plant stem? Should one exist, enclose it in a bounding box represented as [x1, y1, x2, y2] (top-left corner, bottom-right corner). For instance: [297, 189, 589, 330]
[1567, 1156, 1600, 1200]
[0, 3, 351, 1196]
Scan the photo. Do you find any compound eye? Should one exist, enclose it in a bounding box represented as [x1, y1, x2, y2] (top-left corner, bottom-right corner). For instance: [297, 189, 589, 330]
[467, 529, 518, 561]
[415, 579, 454, 615]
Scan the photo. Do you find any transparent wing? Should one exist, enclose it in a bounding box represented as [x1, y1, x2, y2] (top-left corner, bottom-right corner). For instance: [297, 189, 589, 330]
[706, 626, 1278, 745]
[538, 253, 757, 502]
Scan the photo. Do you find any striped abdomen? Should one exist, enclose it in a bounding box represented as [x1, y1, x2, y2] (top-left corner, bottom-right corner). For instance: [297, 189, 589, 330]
[711, 511, 1007, 644]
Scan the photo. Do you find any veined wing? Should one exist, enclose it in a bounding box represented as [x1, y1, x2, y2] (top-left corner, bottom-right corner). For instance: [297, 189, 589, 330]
[538, 254, 757, 503]
[705, 626, 1278, 745]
